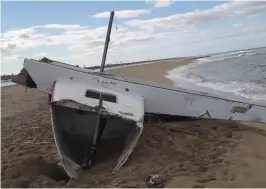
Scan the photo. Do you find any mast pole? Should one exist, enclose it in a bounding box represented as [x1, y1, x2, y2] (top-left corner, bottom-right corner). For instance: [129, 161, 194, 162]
[100, 11, 115, 72]
[84, 11, 115, 169]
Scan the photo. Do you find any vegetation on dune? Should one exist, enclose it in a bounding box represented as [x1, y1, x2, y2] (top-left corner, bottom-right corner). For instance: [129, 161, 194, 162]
[1, 74, 14, 81]
[1, 68, 27, 81]
[10, 68, 28, 85]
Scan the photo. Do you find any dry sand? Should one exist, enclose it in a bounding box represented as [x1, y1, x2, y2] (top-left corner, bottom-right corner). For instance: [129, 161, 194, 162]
[111, 58, 191, 86]
[1, 58, 266, 188]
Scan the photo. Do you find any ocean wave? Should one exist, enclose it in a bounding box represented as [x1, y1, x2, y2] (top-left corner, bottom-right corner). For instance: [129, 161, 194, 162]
[247, 52, 256, 56]
[197, 81, 266, 101]
[167, 69, 266, 101]
[204, 50, 257, 63]
[1, 79, 12, 83]
[212, 52, 255, 61]
[167, 47, 266, 101]
[226, 49, 255, 56]
[167, 68, 203, 84]
[237, 53, 245, 57]
[166, 61, 266, 101]
[169, 50, 258, 79]
[1, 81, 16, 87]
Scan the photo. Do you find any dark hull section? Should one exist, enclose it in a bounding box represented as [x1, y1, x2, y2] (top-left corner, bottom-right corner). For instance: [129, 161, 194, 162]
[51, 105, 140, 178]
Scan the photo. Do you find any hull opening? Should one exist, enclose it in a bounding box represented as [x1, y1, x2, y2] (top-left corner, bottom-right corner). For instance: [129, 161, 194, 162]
[51, 105, 141, 177]
[26, 73, 37, 88]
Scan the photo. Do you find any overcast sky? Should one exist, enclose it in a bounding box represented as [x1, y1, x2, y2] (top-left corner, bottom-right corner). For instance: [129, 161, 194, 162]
[1, 0, 266, 75]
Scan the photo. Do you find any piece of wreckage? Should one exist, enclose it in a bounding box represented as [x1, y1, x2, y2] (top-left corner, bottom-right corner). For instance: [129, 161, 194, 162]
[14, 11, 266, 178]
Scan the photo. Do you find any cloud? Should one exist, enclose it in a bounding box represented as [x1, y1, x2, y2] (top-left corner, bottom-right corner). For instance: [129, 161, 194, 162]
[1, 24, 85, 52]
[93, 9, 151, 18]
[1, 22, 151, 56]
[6, 1, 264, 56]
[3, 27, 35, 39]
[152, 20, 266, 50]
[146, 0, 175, 8]
[1, 24, 91, 54]
[2, 1, 266, 75]
[34, 52, 48, 58]
[2, 54, 23, 61]
[2, 2, 266, 56]
[35, 24, 84, 30]
[1, 43, 18, 53]
[125, 1, 266, 30]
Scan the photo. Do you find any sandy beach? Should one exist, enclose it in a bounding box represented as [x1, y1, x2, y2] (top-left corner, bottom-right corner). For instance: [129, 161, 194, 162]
[1, 58, 266, 188]
[111, 58, 192, 86]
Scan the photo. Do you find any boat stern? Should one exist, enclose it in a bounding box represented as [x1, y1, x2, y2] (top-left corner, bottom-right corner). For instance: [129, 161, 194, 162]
[50, 78, 145, 178]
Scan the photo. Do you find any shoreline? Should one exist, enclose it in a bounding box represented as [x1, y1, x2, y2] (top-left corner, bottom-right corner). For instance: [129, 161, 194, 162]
[1, 82, 17, 88]
[111, 57, 192, 86]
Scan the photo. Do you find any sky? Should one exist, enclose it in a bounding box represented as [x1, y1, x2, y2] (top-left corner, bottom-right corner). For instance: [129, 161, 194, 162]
[1, 0, 266, 75]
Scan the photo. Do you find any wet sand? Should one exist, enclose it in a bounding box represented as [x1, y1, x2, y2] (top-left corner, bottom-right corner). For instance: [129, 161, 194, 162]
[1, 58, 266, 188]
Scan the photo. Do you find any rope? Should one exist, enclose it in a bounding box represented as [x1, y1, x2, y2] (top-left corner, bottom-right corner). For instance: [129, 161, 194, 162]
[145, 174, 164, 188]
[115, 14, 118, 30]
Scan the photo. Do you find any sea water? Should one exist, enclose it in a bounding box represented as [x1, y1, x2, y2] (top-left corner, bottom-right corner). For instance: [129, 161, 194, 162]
[1, 80, 16, 87]
[166, 47, 266, 104]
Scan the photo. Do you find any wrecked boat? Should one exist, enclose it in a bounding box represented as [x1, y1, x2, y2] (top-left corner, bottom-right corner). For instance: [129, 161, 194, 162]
[50, 78, 144, 178]
[15, 11, 266, 179]
[21, 55, 266, 178]
[24, 57, 266, 124]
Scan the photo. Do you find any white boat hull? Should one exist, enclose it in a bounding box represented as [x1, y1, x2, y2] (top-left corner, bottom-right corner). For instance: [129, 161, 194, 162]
[24, 58, 266, 123]
[51, 79, 144, 178]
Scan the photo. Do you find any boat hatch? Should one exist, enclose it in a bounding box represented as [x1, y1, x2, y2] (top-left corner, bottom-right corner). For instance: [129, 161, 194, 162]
[85, 90, 117, 103]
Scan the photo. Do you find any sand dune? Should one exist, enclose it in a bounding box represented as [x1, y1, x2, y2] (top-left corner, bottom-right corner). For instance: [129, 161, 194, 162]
[1, 58, 266, 188]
